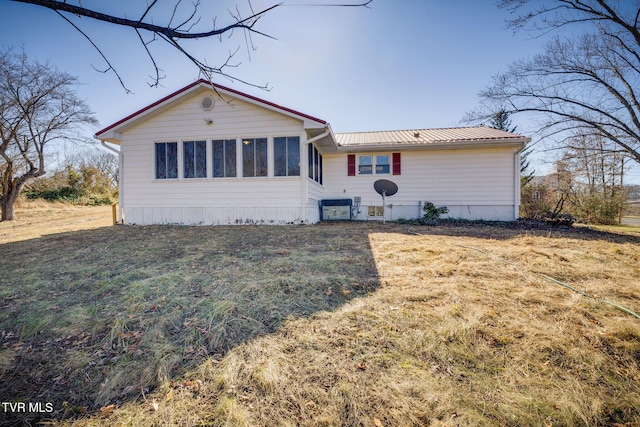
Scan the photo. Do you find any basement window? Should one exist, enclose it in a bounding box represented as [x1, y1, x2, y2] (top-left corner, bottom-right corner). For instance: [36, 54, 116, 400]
[368, 205, 384, 217]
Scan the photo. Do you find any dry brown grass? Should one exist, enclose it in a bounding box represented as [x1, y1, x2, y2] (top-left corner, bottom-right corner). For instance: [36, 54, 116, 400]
[1, 203, 640, 426]
[0, 199, 112, 243]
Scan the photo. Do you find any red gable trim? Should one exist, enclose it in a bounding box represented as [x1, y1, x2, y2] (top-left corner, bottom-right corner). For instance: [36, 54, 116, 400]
[95, 79, 327, 137]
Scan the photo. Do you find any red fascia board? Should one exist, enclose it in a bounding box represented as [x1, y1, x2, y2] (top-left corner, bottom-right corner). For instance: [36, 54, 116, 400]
[95, 79, 327, 137]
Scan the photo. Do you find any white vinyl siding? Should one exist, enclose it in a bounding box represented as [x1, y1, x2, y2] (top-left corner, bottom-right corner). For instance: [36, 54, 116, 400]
[119, 89, 310, 224]
[111, 84, 522, 225]
[323, 147, 519, 221]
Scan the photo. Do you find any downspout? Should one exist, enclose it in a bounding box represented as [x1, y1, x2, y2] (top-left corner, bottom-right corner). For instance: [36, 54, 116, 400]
[513, 143, 526, 220]
[303, 126, 331, 222]
[101, 140, 124, 223]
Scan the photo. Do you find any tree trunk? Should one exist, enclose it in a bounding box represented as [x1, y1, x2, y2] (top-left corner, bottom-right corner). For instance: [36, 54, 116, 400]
[1, 196, 16, 221]
[1, 184, 21, 221]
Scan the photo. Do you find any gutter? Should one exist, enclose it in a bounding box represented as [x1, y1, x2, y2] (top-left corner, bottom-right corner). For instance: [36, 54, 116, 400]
[303, 126, 332, 222]
[306, 126, 331, 145]
[336, 139, 527, 153]
[100, 140, 124, 224]
[513, 141, 528, 220]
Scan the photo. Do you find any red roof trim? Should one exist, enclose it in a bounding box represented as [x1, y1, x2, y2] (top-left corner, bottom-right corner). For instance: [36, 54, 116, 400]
[95, 79, 327, 137]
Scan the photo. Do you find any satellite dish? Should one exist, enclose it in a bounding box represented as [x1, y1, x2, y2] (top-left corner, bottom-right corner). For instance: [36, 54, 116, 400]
[374, 179, 398, 197]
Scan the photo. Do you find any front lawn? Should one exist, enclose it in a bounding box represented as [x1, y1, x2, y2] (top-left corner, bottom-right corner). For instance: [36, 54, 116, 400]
[1, 205, 639, 426]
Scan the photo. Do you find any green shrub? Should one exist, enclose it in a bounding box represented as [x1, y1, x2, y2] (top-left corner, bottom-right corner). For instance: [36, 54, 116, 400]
[572, 194, 623, 225]
[84, 194, 114, 206]
[423, 201, 449, 221]
[26, 186, 80, 202]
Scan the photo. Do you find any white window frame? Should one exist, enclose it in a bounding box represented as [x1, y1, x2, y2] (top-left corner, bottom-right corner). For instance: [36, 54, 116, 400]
[358, 153, 391, 175]
[367, 205, 384, 217]
[154, 141, 178, 180]
[212, 139, 238, 178]
[183, 140, 208, 179]
[274, 136, 301, 177]
[241, 137, 269, 178]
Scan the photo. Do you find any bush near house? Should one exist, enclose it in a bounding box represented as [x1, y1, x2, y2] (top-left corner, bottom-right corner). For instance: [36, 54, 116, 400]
[397, 202, 449, 225]
[520, 179, 626, 226]
[422, 201, 449, 221]
[25, 165, 116, 206]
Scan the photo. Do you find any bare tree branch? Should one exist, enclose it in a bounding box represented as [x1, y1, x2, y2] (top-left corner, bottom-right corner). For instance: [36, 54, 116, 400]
[11, 0, 373, 91]
[13, 0, 281, 40]
[53, 10, 134, 94]
[472, 1, 640, 165]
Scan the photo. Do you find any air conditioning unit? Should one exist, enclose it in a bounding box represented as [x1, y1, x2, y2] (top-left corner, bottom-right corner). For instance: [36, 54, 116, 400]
[321, 199, 352, 221]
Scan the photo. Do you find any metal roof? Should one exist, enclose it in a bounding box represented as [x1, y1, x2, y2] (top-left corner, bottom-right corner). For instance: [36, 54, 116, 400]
[334, 126, 528, 147]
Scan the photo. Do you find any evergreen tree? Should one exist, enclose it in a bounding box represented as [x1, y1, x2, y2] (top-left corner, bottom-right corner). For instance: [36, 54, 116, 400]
[489, 109, 535, 186]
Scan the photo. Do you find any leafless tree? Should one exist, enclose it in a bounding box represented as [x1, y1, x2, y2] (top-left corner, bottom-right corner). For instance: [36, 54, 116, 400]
[561, 132, 627, 223]
[472, 0, 640, 165]
[12, 0, 373, 92]
[0, 48, 97, 221]
[82, 150, 119, 188]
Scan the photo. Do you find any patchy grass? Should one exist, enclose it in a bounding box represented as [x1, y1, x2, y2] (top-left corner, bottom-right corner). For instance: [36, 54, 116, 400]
[585, 222, 640, 236]
[1, 203, 640, 426]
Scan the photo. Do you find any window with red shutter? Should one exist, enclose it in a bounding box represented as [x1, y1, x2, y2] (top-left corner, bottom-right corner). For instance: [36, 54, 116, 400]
[392, 152, 401, 175]
[347, 154, 356, 176]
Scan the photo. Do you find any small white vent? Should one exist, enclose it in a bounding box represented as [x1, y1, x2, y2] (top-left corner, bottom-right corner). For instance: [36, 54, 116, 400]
[200, 96, 214, 111]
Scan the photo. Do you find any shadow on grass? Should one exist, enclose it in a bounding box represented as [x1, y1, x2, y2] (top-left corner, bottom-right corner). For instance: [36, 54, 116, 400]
[0, 222, 381, 425]
[390, 219, 640, 244]
[1, 220, 638, 425]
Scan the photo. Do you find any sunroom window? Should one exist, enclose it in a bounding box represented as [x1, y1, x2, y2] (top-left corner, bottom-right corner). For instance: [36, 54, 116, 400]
[308, 143, 323, 184]
[274, 136, 300, 176]
[183, 140, 207, 178]
[155, 142, 178, 179]
[212, 139, 237, 178]
[242, 138, 268, 177]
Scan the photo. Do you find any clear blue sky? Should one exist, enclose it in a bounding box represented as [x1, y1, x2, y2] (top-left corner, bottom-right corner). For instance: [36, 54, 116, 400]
[1, 0, 639, 183]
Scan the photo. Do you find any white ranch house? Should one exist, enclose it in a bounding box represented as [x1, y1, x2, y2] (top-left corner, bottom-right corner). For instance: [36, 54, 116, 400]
[95, 80, 530, 225]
